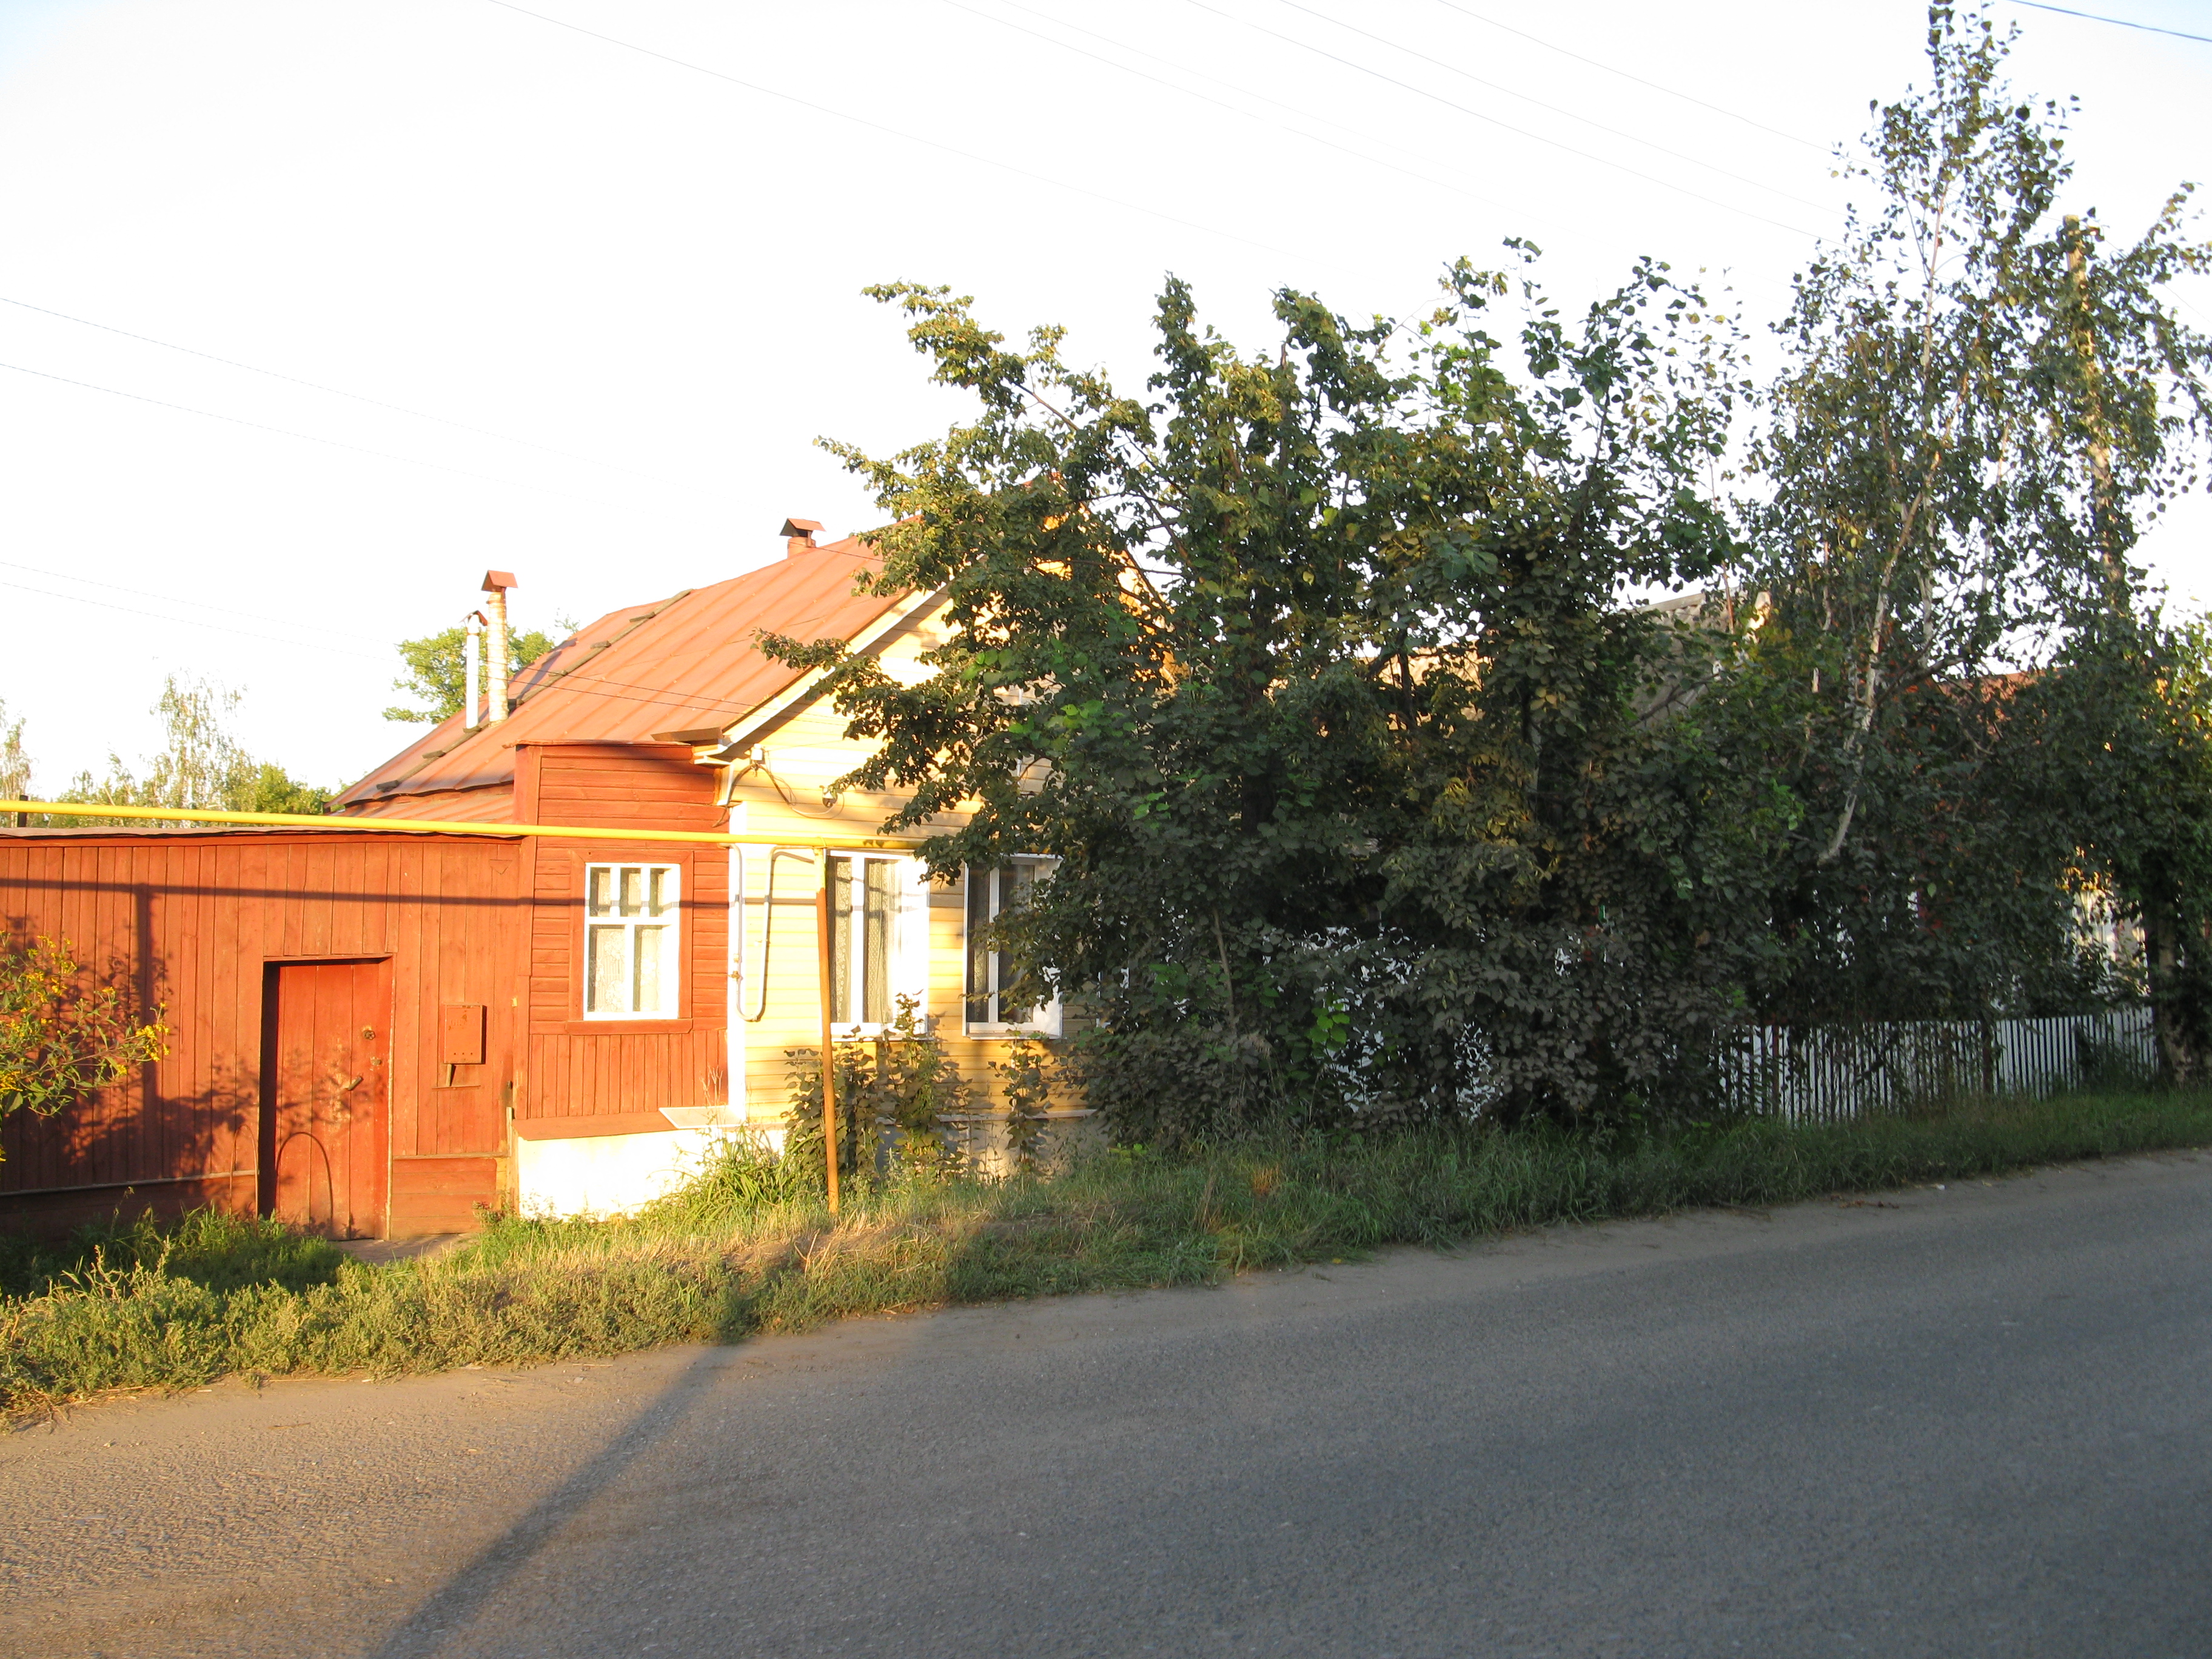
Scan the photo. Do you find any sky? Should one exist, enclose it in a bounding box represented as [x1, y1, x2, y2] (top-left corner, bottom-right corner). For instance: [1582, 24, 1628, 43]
[0, 0, 2207, 793]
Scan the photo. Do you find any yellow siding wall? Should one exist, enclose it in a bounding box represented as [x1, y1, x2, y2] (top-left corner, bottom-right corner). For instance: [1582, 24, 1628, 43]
[722, 606, 1074, 1133]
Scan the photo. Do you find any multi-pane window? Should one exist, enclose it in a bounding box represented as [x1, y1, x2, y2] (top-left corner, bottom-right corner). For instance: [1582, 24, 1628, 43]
[585, 863, 680, 1017]
[828, 854, 904, 1029]
[965, 860, 1059, 1034]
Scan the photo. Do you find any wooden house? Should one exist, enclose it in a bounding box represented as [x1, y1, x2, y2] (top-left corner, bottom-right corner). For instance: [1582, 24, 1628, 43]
[0, 523, 1061, 1238]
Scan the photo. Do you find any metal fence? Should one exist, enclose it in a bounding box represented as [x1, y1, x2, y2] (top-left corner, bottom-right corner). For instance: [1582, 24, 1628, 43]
[1717, 1007, 2156, 1122]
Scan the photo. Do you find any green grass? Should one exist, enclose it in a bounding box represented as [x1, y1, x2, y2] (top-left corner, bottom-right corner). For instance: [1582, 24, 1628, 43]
[5, 1088, 2210, 1419]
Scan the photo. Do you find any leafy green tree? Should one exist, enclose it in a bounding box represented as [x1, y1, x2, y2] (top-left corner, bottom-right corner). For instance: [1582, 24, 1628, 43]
[778, 4, 2211, 1131]
[0, 699, 28, 802]
[1718, 4, 2210, 1025]
[48, 675, 330, 825]
[0, 936, 169, 1158]
[781, 254, 1754, 1134]
[383, 622, 565, 723]
[2009, 618, 2212, 1080]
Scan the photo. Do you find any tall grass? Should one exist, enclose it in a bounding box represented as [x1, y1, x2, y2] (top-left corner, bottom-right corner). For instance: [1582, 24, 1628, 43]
[5, 1089, 2208, 1418]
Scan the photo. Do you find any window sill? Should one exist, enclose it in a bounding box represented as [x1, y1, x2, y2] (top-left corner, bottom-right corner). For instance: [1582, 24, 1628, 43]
[559, 1017, 696, 1036]
[962, 1025, 1063, 1041]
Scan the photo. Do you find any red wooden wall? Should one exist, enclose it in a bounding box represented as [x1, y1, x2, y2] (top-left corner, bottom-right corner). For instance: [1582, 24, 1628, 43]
[0, 831, 523, 1235]
[0, 742, 735, 1238]
[514, 743, 731, 1136]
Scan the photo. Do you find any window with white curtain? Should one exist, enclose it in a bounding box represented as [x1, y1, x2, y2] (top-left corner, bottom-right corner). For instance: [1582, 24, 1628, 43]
[828, 853, 922, 1033]
[583, 862, 681, 1017]
[965, 860, 1061, 1036]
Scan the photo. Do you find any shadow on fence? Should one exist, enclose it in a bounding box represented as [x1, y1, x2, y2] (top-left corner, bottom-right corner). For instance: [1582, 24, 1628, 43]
[1718, 1008, 2156, 1122]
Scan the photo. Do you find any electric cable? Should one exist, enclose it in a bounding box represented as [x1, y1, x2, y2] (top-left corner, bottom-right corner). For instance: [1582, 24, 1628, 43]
[478, 0, 1361, 280]
[1427, 0, 1828, 150]
[935, 0, 1550, 233]
[0, 296, 709, 494]
[0, 556, 395, 643]
[2004, 0, 2212, 44]
[1273, 0, 1832, 212]
[0, 577, 389, 658]
[0, 359, 609, 503]
[1179, 0, 1821, 237]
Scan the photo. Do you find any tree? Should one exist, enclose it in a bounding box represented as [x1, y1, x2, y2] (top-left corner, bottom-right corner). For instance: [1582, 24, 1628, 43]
[0, 699, 28, 827]
[383, 621, 566, 723]
[783, 255, 1752, 1135]
[0, 935, 169, 1160]
[2010, 618, 2212, 1081]
[781, 4, 2211, 1131]
[49, 674, 331, 825]
[1720, 3, 2210, 1025]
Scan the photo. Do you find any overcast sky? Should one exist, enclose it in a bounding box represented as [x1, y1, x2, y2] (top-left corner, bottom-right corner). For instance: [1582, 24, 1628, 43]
[1, 0, 2207, 792]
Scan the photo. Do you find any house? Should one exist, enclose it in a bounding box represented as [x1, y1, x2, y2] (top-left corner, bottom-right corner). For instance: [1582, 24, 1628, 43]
[0, 521, 1064, 1238]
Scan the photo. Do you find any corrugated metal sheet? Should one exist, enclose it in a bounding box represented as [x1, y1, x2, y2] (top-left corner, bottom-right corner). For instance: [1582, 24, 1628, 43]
[335, 537, 902, 816]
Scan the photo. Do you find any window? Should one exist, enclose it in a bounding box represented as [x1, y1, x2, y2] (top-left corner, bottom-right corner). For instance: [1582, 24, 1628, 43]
[585, 863, 681, 1017]
[828, 854, 920, 1032]
[965, 860, 1059, 1035]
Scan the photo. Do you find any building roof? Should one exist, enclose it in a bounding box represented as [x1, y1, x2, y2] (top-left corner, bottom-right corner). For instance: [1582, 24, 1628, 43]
[334, 533, 903, 815]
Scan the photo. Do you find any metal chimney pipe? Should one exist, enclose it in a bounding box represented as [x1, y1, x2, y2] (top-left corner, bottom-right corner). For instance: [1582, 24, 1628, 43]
[481, 571, 518, 723]
[463, 611, 483, 729]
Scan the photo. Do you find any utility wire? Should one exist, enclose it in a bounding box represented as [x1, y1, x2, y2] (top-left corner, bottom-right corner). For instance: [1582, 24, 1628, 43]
[0, 360, 604, 502]
[0, 556, 394, 643]
[0, 296, 707, 494]
[1, 569, 770, 721]
[1182, 0, 1820, 238]
[936, 0, 1549, 233]
[0, 577, 387, 658]
[479, 0, 1359, 280]
[1275, 0, 1832, 210]
[2004, 0, 2212, 43]
[1427, 0, 1828, 151]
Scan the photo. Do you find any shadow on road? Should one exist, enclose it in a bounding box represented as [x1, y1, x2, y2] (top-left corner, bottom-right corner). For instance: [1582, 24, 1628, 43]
[365, 1349, 731, 1659]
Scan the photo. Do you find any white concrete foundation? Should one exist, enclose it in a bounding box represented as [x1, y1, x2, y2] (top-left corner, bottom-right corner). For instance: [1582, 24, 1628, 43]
[517, 1127, 722, 1219]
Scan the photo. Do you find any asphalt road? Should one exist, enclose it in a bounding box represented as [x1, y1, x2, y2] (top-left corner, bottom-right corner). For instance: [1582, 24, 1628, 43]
[5, 1152, 2209, 1659]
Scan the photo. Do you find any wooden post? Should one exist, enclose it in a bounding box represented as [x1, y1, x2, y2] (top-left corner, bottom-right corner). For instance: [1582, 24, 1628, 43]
[816, 848, 840, 1216]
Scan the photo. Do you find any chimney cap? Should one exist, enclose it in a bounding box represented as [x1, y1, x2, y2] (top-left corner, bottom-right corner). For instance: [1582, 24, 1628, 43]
[481, 570, 518, 592]
[779, 518, 823, 540]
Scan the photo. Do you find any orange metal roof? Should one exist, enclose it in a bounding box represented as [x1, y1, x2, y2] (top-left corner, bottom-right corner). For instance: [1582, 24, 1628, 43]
[335, 535, 902, 814]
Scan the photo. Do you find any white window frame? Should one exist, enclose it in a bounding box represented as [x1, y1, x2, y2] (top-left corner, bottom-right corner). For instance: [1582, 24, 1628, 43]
[827, 853, 928, 1037]
[582, 861, 683, 1019]
[964, 859, 1061, 1037]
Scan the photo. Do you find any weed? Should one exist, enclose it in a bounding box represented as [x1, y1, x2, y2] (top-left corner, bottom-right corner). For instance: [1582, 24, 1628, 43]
[4, 1088, 2208, 1418]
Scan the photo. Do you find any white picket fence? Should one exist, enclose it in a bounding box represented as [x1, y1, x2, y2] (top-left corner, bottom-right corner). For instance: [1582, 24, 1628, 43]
[1717, 1007, 2155, 1122]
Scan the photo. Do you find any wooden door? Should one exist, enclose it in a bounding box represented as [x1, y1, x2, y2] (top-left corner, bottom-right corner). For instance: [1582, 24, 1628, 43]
[261, 960, 390, 1238]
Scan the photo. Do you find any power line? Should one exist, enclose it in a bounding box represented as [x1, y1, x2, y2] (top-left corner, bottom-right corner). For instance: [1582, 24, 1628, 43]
[0, 576, 387, 658]
[2, 550, 877, 733]
[0, 359, 604, 501]
[1, 569, 752, 720]
[478, 0, 1360, 280]
[2004, 0, 2212, 43]
[1427, 0, 1828, 151]
[936, 0, 1550, 234]
[1181, 0, 1820, 238]
[0, 557, 394, 644]
[0, 295, 708, 495]
[1274, 0, 1833, 211]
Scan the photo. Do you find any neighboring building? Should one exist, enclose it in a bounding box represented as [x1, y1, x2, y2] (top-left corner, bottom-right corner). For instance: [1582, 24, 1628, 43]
[0, 522, 1064, 1238]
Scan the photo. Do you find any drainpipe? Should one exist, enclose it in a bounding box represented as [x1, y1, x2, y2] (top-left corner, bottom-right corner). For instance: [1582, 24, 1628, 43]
[463, 611, 484, 729]
[481, 571, 518, 723]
